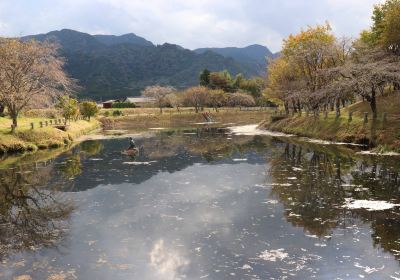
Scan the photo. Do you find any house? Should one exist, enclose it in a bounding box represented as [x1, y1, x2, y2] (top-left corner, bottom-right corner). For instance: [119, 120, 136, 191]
[123, 97, 155, 107]
[102, 99, 122, 109]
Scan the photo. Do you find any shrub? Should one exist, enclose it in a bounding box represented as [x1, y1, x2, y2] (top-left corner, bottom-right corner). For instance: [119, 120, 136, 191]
[112, 102, 136, 108]
[25, 143, 38, 152]
[271, 115, 287, 122]
[104, 111, 110, 117]
[37, 143, 48, 149]
[48, 141, 64, 148]
[80, 101, 99, 121]
[112, 110, 124, 117]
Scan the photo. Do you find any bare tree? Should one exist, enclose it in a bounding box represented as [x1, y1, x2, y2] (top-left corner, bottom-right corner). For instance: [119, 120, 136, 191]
[0, 38, 75, 132]
[182, 86, 210, 113]
[332, 43, 400, 118]
[227, 92, 256, 107]
[142, 85, 176, 113]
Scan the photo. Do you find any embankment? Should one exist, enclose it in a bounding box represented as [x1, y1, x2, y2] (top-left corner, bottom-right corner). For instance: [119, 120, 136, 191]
[261, 95, 400, 152]
[0, 120, 100, 154]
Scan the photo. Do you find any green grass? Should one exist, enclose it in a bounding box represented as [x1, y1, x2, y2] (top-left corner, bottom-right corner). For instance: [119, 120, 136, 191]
[0, 117, 100, 154]
[262, 93, 400, 151]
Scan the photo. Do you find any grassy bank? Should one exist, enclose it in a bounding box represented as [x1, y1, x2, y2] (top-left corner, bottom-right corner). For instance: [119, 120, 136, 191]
[0, 117, 100, 154]
[262, 94, 400, 152]
[101, 107, 272, 131]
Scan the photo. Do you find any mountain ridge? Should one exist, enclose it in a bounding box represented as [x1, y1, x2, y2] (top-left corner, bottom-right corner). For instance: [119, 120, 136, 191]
[21, 29, 274, 100]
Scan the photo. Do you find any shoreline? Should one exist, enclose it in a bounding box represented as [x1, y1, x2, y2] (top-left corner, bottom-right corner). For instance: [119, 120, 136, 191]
[0, 119, 101, 155]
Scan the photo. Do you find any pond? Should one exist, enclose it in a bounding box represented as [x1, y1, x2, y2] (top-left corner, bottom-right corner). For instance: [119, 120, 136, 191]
[1, 127, 400, 279]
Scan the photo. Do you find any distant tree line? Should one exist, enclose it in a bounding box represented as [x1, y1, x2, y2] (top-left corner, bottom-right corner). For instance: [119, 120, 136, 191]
[141, 69, 273, 113]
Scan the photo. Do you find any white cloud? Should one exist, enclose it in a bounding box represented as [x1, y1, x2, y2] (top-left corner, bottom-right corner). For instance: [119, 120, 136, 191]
[0, 0, 385, 52]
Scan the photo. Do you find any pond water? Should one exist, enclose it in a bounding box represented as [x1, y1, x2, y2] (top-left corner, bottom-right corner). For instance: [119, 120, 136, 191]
[1, 127, 400, 279]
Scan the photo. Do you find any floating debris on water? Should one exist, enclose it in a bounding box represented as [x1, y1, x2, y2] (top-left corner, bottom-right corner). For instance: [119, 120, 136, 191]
[259, 249, 288, 262]
[229, 125, 292, 137]
[233, 158, 248, 162]
[122, 161, 157, 165]
[343, 198, 400, 211]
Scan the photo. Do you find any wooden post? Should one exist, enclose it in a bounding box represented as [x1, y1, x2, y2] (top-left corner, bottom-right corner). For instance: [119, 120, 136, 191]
[40, 121, 43, 128]
[364, 112, 368, 123]
[383, 112, 387, 122]
[31, 122, 34, 129]
[49, 120, 52, 125]
[348, 111, 353, 122]
[45, 121, 48, 126]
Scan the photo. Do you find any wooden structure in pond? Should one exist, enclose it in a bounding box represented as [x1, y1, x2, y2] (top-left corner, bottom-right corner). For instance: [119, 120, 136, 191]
[202, 112, 214, 122]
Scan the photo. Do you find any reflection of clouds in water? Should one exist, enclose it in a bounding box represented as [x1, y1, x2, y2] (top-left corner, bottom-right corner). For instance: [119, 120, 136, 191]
[149, 239, 189, 280]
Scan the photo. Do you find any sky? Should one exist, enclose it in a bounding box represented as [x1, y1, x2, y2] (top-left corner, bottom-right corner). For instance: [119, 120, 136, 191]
[0, 0, 385, 52]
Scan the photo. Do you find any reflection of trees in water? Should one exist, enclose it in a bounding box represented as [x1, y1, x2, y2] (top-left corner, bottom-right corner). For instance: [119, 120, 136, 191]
[142, 130, 271, 161]
[80, 140, 104, 156]
[269, 143, 400, 260]
[58, 153, 82, 179]
[0, 165, 74, 260]
[57, 141, 103, 181]
[269, 143, 351, 236]
[350, 158, 400, 259]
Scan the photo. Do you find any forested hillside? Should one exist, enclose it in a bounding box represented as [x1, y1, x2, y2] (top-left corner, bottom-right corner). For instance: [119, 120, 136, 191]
[23, 29, 266, 100]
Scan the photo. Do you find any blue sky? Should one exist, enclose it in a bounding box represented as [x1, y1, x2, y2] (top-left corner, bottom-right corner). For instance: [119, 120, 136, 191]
[0, 0, 384, 52]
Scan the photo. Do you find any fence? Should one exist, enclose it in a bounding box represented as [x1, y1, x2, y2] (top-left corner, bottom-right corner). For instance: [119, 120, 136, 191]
[272, 110, 389, 124]
[8, 116, 87, 131]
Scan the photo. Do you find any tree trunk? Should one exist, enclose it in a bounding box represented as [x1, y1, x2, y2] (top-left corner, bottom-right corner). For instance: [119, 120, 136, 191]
[11, 115, 17, 133]
[195, 106, 199, 113]
[370, 88, 377, 119]
[335, 99, 341, 116]
[159, 106, 163, 114]
[284, 101, 289, 115]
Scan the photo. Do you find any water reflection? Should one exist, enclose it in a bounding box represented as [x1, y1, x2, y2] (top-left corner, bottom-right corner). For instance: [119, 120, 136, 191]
[1, 130, 400, 279]
[268, 142, 400, 261]
[0, 164, 74, 260]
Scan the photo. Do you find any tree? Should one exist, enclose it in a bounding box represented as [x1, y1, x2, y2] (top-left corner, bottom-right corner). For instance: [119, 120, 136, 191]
[167, 93, 183, 112]
[0, 39, 75, 132]
[209, 71, 234, 92]
[227, 92, 256, 107]
[332, 44, 400, 118]
[207, 89, 227, 112]
[199, 69, 211, 87]
[238, 77, 265, 101]
[381, 1, 400, 55]
[142, 85, 175, 113]
[80, 101, 99, 121]
[182, 86, 210, 113]
[369, 0, 400, 47]
[57, 96, 79, 124]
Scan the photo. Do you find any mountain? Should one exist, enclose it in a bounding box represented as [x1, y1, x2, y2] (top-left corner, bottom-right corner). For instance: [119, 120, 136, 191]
[22, 29, 266, 101]
[195, 44, 274, 75]
[93, 33, 153, 47]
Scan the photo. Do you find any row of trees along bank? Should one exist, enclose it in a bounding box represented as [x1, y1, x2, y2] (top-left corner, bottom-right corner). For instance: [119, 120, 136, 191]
[265, 0, 400, 119]
[0, 38, 98, 132]
[141, 70, 269, 113]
